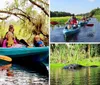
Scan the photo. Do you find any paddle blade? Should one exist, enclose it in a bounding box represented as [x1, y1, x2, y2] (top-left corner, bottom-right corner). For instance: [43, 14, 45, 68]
[0, 55, 12, 62]
[50, 21, 58, 25]
[0, 64, 12, 70]
[86, 24, 94, 27]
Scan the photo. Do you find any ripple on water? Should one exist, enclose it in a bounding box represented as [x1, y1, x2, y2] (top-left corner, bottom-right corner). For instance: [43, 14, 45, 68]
[0, 64, 49, 85]
[50, 67, 100, 85]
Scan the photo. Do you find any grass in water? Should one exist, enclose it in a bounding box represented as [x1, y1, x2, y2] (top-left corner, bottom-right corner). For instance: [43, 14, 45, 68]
[95, 15, 100, 22]
[50, 16, 82, 25]
[50, 44, 100, 68]
[51, 57, 100, 68]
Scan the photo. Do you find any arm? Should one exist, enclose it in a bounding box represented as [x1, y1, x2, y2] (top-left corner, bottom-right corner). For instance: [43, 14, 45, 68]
[65, 19, 71, 24]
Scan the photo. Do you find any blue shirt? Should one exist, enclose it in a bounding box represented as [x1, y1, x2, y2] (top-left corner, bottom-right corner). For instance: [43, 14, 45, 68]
[34, 40, 44, 47]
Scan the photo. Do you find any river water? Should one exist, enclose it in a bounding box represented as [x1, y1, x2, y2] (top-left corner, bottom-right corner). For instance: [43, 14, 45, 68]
[50, 18, 100, 42]
[50, 67, 100, 85]
[0, 63, 49, 85]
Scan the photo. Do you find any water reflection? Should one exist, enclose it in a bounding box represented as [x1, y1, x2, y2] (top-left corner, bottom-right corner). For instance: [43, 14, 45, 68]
[50, 18, 100, 42]
[0, 64, 13, 77]
[0, 63, 48, 85]
[50, 67, 100, 85]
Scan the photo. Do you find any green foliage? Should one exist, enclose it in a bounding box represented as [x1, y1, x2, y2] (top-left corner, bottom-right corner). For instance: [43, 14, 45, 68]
[95, 15, 100, 21]
[90, 44, 100, 57]
[50, 16, 82, 25]
[90, 7, 100, 15]
[50, 11, 73, 17]
[50, 7, 100, 23]
[26, 5, 33, 15]
[51, 17, 70, 24]
[0, 0, 49, 45]
[14, 0, 19, 8]
[51, 44, 100, 66]
[89, 8, 100, 21]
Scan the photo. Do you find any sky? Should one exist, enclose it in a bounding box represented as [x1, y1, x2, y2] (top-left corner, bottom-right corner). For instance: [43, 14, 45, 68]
[50, 0, 100, 14]
[0, 0, 13, 9]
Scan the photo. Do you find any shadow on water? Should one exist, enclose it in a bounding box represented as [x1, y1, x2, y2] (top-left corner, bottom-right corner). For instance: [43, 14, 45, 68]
[0, 56, 49, 76]
[50, 18, 100, 42]
[12, 56, 49, 77]
[64, 32, 80, 42]
[50, 67, 100, 85]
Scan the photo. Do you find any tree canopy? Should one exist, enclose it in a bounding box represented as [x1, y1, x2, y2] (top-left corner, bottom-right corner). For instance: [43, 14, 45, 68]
[90, 7, 100, 15]
[51, 7, 100, 17]
[50, 11, 73, 17]
[0, 0, 49, 45]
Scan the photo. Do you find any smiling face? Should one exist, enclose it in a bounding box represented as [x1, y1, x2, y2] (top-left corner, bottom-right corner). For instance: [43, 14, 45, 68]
[34, 35, 40, 42]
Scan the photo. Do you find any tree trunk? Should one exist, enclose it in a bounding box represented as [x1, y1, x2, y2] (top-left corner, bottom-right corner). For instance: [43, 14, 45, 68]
[87, 44, 90, 58]
[51, 44, 55, 52]
[85, 44, 91, 58]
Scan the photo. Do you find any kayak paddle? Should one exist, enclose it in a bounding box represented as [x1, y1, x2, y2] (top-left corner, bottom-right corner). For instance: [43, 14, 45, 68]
[50, 21, 59, 25]
[0, 55, 12, 62]
[86, 24, 94, 27]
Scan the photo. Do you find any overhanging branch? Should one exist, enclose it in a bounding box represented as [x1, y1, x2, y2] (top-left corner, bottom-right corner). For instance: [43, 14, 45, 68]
[0, 16, 10, 20]
[29, 0, 49, 17]
[38, 0, 49, 6]
[0, 10, 27, 18]
[0, 10, 35, 25]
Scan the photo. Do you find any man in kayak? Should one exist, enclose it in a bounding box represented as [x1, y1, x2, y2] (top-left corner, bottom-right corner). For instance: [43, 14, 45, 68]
[66, 15, 78, 29]
[79, 16, 88, 27]
[81, 16, 87, 22]
[33, 35, 44, 47]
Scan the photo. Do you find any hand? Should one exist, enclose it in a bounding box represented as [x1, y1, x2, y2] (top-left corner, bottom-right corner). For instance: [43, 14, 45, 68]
[65, 22, 68, 25]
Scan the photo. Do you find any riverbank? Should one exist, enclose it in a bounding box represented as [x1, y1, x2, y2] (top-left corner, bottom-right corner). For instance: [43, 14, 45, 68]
[95, 15, 100, 21]
[50, 16, 82, 24]
[50, 15, 100, 25]
[51, 63, 100, 68]
[51, 58, 100, 68]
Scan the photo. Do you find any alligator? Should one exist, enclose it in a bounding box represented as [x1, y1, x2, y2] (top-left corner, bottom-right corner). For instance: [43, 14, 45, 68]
[63, 64, 98, 69]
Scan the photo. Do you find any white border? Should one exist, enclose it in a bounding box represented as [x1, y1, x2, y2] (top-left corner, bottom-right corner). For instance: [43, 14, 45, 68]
[49, 0, 50, 85]
[50, 42, 100, 44]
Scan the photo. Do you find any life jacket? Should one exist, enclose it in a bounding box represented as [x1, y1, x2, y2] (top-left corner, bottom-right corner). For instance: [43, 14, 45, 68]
[34, 40, 44, 47]
[70, 19, 77, 25]
[2, 32, 18, 47]
[82, 18, 86, 21]
[2, 39, 18, 48]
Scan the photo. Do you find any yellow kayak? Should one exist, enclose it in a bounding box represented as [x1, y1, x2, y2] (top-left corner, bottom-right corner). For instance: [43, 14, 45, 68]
[0, 55, 12, 62]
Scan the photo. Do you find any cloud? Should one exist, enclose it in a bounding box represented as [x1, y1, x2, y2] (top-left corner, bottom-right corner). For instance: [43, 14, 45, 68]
[88, 0, 95, 2]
